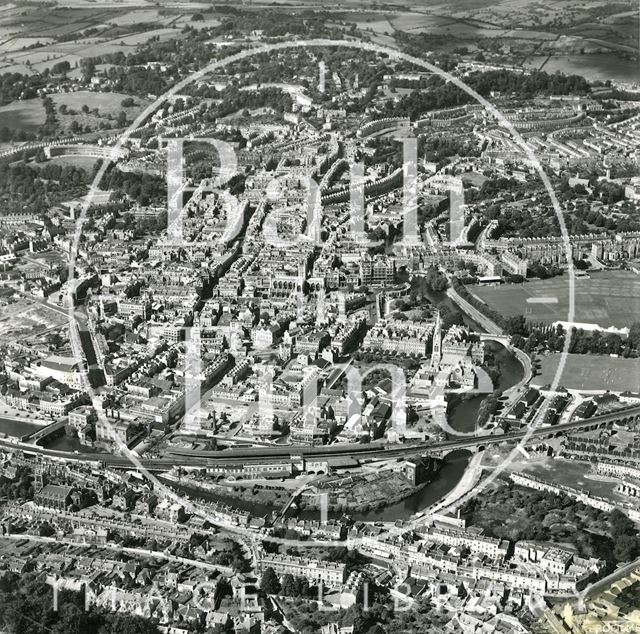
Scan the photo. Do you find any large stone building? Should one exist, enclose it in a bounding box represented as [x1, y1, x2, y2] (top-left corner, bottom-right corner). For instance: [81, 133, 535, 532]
[35, 484, 73, 511]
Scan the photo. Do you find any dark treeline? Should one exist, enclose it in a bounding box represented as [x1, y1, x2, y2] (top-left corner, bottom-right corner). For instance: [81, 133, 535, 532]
[0, 572, 160, 634]
[100, 166, 166, 207]
[388, 70, 590, 119]
[505, 315, 640, 358]
[0, 160, 89, 214]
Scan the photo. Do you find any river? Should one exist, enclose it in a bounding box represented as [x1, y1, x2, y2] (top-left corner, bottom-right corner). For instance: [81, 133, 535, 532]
[0, 417, 42, 439]
[525, 54, 639, 85]
[348, 337, 524, 520]
[347, 449, 472, 522]
[448, 340, 525, 435]
[163, 449, 472, 523]
[0, 313, 524, 524]
[422, 287, 483, 332]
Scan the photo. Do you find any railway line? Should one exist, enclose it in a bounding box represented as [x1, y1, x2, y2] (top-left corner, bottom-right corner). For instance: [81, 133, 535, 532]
[1, 402, 638, 471]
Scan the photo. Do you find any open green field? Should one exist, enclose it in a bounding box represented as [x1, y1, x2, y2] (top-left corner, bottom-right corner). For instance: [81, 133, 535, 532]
[36, 155, 100, 171]
[0, 100, 44, 132]
[517, 457, 633, 506]
[535, 352, 640, 392]
[0, 91, 149, 135]
[472, 270, 640, 328]
[53, 91, 146, 116]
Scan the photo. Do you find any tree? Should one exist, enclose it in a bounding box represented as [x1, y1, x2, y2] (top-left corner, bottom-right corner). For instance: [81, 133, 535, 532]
[105, 614, 161, 634]
[281, 573, 296, 596]
[504, 314, 527, 337]
[39, 522, 55, 537]
[293, 576, 310, 597]
[610, 509, 635, 538]
[614, 534, 639, 562]
[80, 58, 95, 82]
[629, 322, 640, 350]
[259, 567, 281, 595]
[51, 60, 71, 75]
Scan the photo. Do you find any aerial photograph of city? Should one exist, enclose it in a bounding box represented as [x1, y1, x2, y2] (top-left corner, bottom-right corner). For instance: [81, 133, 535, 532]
[0, 0, 637, 632]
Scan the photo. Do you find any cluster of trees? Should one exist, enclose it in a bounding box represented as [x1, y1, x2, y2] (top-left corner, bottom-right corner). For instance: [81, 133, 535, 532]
[480, 348, 502, 386]
[190, 536, 249, 572]
[420, 134, 480, 165]
[461, 484, 636, 566]
[476, 391, 502, 426]
[0, 573, 160, 634]
[206, 11, 337, 39]
[593, 180, 627, 205]
[0, 160, 90, 214]
[100, 167, 166, 206]
[0, 126, 37, 143]
[389, 69, 590, 119]
[468, 69, 590, 98]
[559, 175, 626, 207]
[217, 86, 293, 118]
[506, 317, 640, 358]
[0, 72, 47, 105]
[527, 261, 564, 279]
[51, 60, 71, 75]
[410, 267, 449, 297]
[483, 203, 565, 241]
[41, 96, 58, 138]
[364, 138, 402, 169]
[284, 591, 443, 634]
[471, 176, 525, 202]
[610, 508, 640, 562]
[0, 466, 33, 500]
[98, 65, 171, 98]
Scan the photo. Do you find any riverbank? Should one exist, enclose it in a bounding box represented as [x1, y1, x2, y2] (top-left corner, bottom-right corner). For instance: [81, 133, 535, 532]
[426, 451, 485, 518]
[0, 399, 54, 429]
[448, 340, 525, 434]
[162, 465, 442, 517]
[0, 414, 50, 440]
[153, 451, 473, 523]
[300, 475, 433, 515]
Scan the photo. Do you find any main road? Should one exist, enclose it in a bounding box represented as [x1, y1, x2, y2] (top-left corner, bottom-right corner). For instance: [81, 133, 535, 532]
[446, 283, 504, 335]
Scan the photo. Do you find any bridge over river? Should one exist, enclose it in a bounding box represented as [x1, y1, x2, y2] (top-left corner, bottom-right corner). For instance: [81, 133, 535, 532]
[1, 402, 639, 470]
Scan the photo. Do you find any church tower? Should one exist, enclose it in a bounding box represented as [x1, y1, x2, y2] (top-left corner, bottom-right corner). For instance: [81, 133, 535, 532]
[431, 310, 442, 369]
[34, 455, 45, 493]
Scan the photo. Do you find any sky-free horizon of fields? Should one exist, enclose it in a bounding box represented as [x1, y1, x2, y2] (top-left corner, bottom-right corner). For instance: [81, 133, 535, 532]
[471, 270, 640, 329]
[0, 0, 635, 82]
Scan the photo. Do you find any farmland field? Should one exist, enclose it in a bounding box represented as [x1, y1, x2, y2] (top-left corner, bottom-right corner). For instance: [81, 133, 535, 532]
[471, 270, 640, 328]
[534, 353, 640, 393]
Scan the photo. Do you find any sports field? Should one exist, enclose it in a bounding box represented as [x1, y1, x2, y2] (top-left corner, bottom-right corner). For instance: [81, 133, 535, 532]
[535, 353, 640, 392]
[472, 270, 640, 328]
